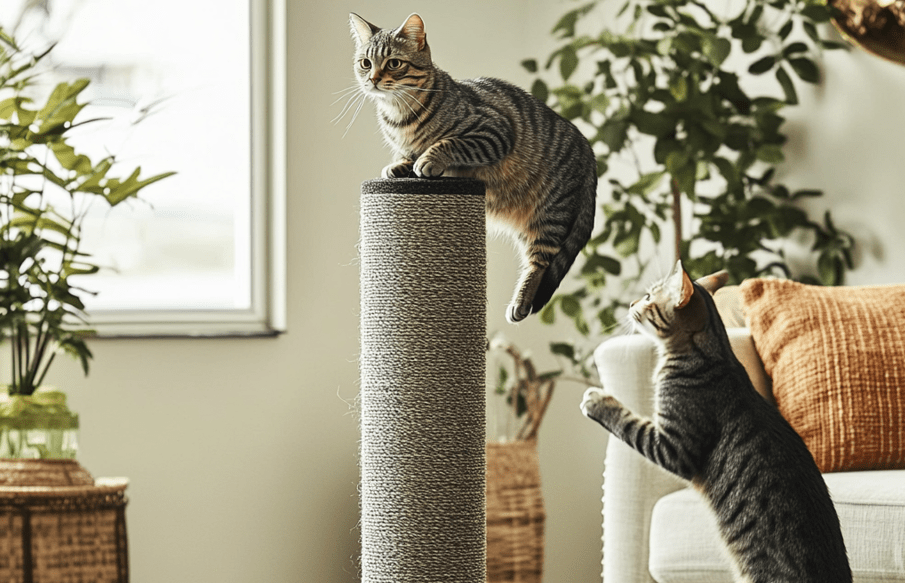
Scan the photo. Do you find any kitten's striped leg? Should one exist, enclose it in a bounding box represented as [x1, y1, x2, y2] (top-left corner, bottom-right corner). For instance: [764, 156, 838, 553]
[581, 388, 697, 480]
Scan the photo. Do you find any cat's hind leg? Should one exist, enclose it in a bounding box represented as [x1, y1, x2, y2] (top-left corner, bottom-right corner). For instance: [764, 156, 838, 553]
[505, 236, 558, 323]
[506, 262, 547, 323]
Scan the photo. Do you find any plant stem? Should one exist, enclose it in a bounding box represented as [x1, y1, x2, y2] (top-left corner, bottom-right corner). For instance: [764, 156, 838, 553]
[34, 351, 56, 389]
[671, 178, 682, 263]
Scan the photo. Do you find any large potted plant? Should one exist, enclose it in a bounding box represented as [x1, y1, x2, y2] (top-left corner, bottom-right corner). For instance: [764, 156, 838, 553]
[0, 29, 173, 459]
[519, 0, 856, 345]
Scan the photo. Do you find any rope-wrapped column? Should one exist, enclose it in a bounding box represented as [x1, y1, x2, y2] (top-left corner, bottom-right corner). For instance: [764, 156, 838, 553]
[359, 177, 487, 583]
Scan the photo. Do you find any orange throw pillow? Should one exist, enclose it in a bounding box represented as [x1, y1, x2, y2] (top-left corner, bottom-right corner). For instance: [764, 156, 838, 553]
[740, 278, 905, 473]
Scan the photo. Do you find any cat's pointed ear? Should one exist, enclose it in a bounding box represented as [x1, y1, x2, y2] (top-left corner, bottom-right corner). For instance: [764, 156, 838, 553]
[672, 260, 695, 309]
[350, 13, 379, 47]
[394, 13, 427, 51]
[696, 270, 730, 295]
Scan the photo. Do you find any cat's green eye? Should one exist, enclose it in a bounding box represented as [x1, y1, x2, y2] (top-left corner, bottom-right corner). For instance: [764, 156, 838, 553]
[386, 58, 403, 70]
[360, 58, 372, 70]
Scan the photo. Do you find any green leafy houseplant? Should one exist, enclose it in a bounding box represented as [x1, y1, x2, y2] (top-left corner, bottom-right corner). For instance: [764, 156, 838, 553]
[523, 0, 856, 338]
[0, 29, 173, 400]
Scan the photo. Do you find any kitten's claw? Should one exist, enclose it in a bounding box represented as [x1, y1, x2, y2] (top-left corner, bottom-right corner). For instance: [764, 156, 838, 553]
[580, 387, 610, 418]
[505, 302, 531, 324]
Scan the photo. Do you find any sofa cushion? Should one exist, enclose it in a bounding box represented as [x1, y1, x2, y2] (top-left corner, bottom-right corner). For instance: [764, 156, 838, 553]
[740, 278, 905, 473]
[648, 470, 905, 583]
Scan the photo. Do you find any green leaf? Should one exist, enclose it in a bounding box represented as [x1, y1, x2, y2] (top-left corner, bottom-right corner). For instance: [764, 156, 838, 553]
[581, 253, 622, 276]
[549, 342, 576, 361]
[749, 56, 776, 74]
[588, 93, 609, 113]
[782, 42, 809, 57]
[756, 144, 785, 164]
[628, 171, 666, 196]
[559, 45, 579, 81]
[801, 4, 832, 23]
[703, 37, 731, 67]
[539, 302, 556, 324]
[103, 168, 176, 206]
[599, 119, 629, 152]
[778, 20, 794, 40]
[788, 57, 820, 83]
[531, 78, 549, 103]
[665, 150, 691, 175]
[521, 59, 538, 73]
[791, 189, 822, 200]
[495, 365, 509, 395]
[821, 40, 850, 51]
[552, 3, 596, 38]
[669, 75, 688, 101]
[50, 141, 93, 175]
[775, 66, 798, 105]
[631, 109, 675, 137]
[561, 295, 581, 317]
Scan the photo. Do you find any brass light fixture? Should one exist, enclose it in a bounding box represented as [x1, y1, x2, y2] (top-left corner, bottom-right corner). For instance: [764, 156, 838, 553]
[831, 0, 905, 65]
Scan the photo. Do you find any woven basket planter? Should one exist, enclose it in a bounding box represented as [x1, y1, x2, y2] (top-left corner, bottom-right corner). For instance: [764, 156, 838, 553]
[486, 439, 545, 583]
[0, 459, 128, 582]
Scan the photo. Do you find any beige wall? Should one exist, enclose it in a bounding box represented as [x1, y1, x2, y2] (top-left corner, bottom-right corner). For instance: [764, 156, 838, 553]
[30, 2, 905, 582]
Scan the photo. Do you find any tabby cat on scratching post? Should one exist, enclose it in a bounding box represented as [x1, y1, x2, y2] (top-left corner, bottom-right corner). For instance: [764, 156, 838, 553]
[581, 262, 852, 582]
[347, 12, 597, 323]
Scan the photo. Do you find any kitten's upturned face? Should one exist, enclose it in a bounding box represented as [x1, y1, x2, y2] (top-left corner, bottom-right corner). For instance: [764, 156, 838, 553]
[349, 13, 432, 103]
[630, 262, 728, 340]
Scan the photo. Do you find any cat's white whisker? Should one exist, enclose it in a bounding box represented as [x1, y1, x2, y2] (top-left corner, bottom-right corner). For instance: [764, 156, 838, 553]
[331, 86, 363, 108]
[343, 95, 367, 138]
[331, 91, 364, 126]
[392, 91, 424, 121]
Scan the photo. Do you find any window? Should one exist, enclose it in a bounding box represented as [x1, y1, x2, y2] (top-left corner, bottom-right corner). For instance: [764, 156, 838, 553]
[2, 0, 286, 336]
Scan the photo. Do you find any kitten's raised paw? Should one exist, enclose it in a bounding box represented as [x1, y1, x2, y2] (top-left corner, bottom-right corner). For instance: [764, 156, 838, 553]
[381, 161, 415, 179]
[580, 387, 613, 419]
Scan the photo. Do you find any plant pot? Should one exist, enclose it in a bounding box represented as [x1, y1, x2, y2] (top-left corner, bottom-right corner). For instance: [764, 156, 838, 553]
[486, 439, 546, 583]
[0, 387, 78, 459]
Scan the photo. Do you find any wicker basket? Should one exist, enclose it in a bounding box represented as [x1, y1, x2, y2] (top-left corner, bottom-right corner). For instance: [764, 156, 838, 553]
[486, 439, 545, 583]
[0, 459, 128, 582]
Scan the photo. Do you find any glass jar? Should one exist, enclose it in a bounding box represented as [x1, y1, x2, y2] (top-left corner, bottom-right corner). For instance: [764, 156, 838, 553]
[0, 387, 79, 459]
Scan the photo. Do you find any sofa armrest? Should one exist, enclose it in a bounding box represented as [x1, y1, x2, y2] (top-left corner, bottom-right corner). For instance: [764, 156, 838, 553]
[594, 334, 685, 583]
[593, 328, 770, 583]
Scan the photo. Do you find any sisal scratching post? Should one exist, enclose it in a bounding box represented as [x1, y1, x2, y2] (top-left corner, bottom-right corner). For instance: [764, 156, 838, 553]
[359, 177, 487, 583]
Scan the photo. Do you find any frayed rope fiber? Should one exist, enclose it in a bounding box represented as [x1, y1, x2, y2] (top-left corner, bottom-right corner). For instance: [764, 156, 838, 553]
[359, 178, 487, 583]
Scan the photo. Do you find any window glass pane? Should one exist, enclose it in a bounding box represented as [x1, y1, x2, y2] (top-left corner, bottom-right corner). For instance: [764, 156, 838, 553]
[3, 0, 252, 312]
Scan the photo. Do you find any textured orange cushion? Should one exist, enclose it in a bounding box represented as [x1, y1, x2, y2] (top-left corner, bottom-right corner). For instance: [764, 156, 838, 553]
[740, 278, 905, 473]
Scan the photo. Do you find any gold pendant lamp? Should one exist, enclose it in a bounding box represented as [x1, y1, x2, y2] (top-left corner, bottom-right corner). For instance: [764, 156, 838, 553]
[830, 0, 905, 65]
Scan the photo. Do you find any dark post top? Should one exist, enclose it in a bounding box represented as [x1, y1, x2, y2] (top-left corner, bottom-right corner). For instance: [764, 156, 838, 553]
[361, 177, 485, 197]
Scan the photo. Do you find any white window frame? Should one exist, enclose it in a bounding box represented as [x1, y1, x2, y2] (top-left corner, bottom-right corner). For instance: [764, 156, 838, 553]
[87, 0, 287, 338]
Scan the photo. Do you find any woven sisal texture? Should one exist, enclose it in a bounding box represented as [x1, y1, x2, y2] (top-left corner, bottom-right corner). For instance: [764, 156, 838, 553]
[486, 441, 545, 583]
[359, 178, 487, 583]
[741, 278, 905, 473]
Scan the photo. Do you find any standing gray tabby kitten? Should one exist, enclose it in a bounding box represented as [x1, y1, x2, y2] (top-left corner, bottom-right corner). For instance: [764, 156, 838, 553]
[348, 13, 597, 323]
[581, 262, 851, 583]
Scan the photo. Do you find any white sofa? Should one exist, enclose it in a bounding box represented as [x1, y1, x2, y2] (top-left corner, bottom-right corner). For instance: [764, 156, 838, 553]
[593, 329, 905, 583]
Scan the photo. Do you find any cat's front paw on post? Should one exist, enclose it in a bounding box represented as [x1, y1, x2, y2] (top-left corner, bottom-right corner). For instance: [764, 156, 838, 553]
[381, 160, 415, 179]
[580, 387, 615, 420]
[413, 155, 446, 178]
